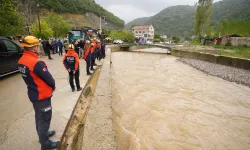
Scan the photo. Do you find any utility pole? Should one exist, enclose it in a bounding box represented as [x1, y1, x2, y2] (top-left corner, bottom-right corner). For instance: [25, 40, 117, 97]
[100, 16, 106, 34]
[37, 4, 41, 36]
[100, 16, 102, 33]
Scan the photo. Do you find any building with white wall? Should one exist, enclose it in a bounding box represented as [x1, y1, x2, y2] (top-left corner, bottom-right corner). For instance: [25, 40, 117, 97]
[132, 25, 154, 41]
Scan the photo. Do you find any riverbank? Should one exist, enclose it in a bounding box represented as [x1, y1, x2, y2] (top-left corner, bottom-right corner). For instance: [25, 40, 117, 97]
[178, 58, 250, 88]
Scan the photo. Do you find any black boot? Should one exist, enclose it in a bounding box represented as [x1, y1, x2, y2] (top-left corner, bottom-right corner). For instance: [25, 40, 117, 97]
[47, 130, 56, 137]
[77, 87, 83, 91]
[42, 140, 60, 150]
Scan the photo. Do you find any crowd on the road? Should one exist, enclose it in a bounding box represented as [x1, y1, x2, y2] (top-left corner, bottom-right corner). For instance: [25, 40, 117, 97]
[41, 38, 106, 74]
[17, 35, 106, 150]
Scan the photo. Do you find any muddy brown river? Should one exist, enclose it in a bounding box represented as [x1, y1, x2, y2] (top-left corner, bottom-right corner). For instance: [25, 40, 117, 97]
[111, 51, 250, 150]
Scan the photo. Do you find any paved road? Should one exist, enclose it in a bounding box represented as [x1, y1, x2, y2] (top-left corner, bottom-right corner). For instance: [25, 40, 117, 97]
[0, 54, 90, 150]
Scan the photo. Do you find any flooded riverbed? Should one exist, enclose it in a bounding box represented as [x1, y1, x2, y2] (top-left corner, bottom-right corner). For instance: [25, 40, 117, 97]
[111, 50, 250, 150]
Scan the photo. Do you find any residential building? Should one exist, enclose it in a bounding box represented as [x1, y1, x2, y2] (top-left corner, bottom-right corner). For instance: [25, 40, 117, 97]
[132, 25, 155, 41]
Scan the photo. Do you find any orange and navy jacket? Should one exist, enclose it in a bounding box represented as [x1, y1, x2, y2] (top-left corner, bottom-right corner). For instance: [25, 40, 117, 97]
[84, 47, 91, 61]
[96, 43, 101, 51]
[63, 50, 79, 71]
[18, 51, 55, 102]
[90, 46, 95, 54]
[91, 42, 97, 54]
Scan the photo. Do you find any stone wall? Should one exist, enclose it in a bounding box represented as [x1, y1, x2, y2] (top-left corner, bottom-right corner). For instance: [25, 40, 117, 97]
[221, 37, 250, 47]
[172, 50, 250, 71]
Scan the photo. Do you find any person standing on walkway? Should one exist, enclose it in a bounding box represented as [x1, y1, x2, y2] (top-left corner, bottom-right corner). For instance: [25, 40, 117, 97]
[51, 40, 56, 54]
[84, 40, 92, 75]
[101, 40, 106, 59]
[74, 40, 80, 57]
[64, 40, 69, 54]
[63, 44, 83, 92]
[96, 40, 102, 60]
[79, 40, 85, 59]
[57, 39, 63, 56]
[18, 36, 59, 150]
[42, 39, 52, 60]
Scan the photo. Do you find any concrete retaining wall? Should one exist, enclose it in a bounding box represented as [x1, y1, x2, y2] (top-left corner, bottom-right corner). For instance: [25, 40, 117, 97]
[221, 37, 250, 47]
[172, 50, 250, 71]
[116, 44, 250, 71]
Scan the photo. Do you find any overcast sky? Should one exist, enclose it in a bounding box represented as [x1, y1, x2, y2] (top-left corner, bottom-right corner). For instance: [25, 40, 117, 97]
[95, 0, 221, 23]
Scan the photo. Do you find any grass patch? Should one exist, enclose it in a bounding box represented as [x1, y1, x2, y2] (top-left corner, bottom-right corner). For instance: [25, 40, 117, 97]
[215, 45, 250, 59]
[187, 40, 202, 46]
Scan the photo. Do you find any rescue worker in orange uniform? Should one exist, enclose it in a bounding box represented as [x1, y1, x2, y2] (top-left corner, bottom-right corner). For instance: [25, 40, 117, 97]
[83, 40, 92, 75]
[63, 44, 82, 92]
[90, 38, 97, 70]
[18, 36, 60, 150]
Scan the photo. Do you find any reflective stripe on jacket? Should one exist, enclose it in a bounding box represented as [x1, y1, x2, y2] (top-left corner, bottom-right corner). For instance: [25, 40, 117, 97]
[63, 50, 79, 71]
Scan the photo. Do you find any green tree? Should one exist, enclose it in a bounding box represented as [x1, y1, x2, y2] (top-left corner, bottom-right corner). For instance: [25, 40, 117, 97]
[44, 13, 71, 38]
[124, 31, 135, 42]
[0, 0, 25, 36]
[109, 30, 135, 42]
[31, 20, 53, 39]
[172, 36, 180, 43]
[39, 0, 124, 27]
[154, 33, 161, 39]
[195, 0, 213, 41]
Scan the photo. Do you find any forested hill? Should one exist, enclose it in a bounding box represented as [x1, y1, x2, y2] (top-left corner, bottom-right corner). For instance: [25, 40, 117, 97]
[212, 0, 250, 26]
[125, 0, 250, 37]
[39, 0, 124, 27]
[147, 5, 196, 37]
[125, 17, 151, 29]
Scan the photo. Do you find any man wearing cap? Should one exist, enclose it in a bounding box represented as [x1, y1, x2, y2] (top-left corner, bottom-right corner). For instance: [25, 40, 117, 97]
[18, 36, 60, 150]
[63, 44, 83, 92]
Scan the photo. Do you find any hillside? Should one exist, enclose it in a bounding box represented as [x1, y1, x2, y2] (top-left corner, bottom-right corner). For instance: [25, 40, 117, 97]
[148, 5, 196, 37]
[212, 0, 250, 26]
[126, 0, 250, 37]
[125, 17, 151, 29]
[39, 0, 124, 28]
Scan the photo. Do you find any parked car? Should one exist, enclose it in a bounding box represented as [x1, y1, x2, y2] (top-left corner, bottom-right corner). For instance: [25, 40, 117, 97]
[0, 37, 23, 77]
[113, 39, 123, 44]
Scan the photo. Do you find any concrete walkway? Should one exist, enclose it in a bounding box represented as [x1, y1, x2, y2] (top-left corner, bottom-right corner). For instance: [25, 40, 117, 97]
[82, 48, 116, 150]
[0, 54, 91, 150]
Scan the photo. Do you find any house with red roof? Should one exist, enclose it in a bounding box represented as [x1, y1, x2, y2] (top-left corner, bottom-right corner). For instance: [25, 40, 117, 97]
[132, 25, 154, 41]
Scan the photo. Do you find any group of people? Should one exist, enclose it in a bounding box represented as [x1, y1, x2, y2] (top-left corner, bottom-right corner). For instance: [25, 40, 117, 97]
[81, 38, 106, 75]
[17, 35, 106, 150]
[41, 39, 68, 59]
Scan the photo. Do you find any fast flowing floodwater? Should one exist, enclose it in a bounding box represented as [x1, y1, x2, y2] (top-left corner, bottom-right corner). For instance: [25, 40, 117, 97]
[111, 50, 250, 150]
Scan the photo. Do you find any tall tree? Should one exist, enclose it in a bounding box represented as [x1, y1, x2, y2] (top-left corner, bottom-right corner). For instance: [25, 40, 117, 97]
[0, 0, 25, 36]
[195, 0, 213, 41]
[18, 0, 37, 35]
[44, 13, 70, 38]
[31, 20, 53, 39]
